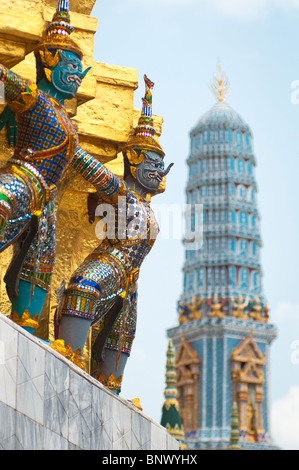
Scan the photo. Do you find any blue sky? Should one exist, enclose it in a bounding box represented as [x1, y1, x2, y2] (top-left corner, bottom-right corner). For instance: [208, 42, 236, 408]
[90, 0, 299, 450]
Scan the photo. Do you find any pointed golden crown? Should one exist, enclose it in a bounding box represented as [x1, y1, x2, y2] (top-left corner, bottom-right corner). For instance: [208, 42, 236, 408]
[123, 75, 165, 164]
[35, 0, 83, 60]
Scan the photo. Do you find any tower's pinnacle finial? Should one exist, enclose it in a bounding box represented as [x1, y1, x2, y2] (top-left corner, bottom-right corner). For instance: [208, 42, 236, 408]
[210, 64, 231, 103]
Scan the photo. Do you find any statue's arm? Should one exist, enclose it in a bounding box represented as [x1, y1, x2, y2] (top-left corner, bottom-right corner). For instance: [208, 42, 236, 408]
[0, 64, 32, 102]
[0, 64, 38, 116]
[71, 146, 125, 198]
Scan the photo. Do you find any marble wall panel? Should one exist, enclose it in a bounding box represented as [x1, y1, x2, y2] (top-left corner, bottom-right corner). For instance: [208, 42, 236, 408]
[0, 318, 18, 409]
[0, 313, 179, 450]
[0, 401, 17, 450]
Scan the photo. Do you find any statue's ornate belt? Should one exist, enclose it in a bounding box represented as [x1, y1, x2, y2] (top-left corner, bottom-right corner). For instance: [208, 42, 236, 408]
[9, 158, 57, 202]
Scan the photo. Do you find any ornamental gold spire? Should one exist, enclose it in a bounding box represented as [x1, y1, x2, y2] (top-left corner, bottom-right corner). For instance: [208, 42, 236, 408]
[210, 64, 231, 103]
[164, 339, 177, 400]
[228, 402, 240, 450]
[160, 340, 186, 450]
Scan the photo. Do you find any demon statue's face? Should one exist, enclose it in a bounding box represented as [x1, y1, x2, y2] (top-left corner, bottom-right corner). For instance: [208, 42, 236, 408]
[50, 50, 90, 100]
[135, 151, 165, 193]
[128, 149, 173, 196]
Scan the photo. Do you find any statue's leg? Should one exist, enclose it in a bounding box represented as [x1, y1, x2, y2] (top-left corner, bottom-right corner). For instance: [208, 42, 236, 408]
[95, 349, 129, 396]
[57, 274, 101, 354]
[10, 280, 48, 334]
[93, 284, 138, 396]
[58, 314, 92, 353]
[10, 205, 56, 335]
[0, 172, 55, 336]
[57, 257, 123, 365]
[57, 267, 103, 352]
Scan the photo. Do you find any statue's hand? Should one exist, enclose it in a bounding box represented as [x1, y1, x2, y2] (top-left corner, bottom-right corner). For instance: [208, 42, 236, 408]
[0, 106, 17, 147]
[87, 191, 100, 224]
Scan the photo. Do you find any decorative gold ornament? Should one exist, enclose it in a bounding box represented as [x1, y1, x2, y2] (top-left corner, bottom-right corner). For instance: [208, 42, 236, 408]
[49, 339, 66, 355]
[130, 166, 137, 179]
[50, 339, 85, 370]
[156, 176, 166, 195]
[44, 68, 53, 83]
[124, 135, 164, 158]
[11, 310, 39, 330]
[98, 373, 123, 392]
[187, 296, 203, 320]
[178, 301, 187, 324]
[210, 63, 231, 103]
[34, 1, 83, 59]
[163, 399, 180, 411]
[249, 298, 264, 322]
[36, 36, 83, 61]
[126, 148, 145, 166]
[178, 297, 203, 324]
[208, 295, 225, 318]
[232, 296, 248, 320]
[66, 345, 85, 370]
[230, 334, 266, 444]
[128, 398, 143, 411]
[263, 305, 269, 323]
[9, 83, 38, 114]
[40, 49, 61, 69]
[175, 336, 201, 435]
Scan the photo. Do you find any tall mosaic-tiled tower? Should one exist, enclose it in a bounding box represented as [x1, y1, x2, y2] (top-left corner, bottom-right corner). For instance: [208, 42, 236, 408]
[167, 67, 278, 450]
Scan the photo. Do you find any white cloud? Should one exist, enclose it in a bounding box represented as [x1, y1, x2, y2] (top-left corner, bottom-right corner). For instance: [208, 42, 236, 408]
[203, 0, 299, 20]
[131, 0, 299, 20]
[271, 387, 299, 450]
[207, 0, 270, 19]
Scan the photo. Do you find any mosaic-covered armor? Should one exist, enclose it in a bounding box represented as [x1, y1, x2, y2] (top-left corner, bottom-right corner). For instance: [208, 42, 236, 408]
[56, 75, 173, 393]
[0, 1, 121, 337]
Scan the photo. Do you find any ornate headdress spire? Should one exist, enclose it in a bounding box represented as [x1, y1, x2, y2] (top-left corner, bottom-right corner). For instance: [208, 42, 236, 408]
[136, 75, 156, 137]
[35, 0, 83, 59]
[123, 75, 165, 159]
[47, 0, 74, 37]
[210, 64, 231, 103]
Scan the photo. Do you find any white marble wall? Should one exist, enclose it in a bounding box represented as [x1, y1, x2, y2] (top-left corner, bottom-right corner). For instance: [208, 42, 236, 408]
[0, 313, 178, 450]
